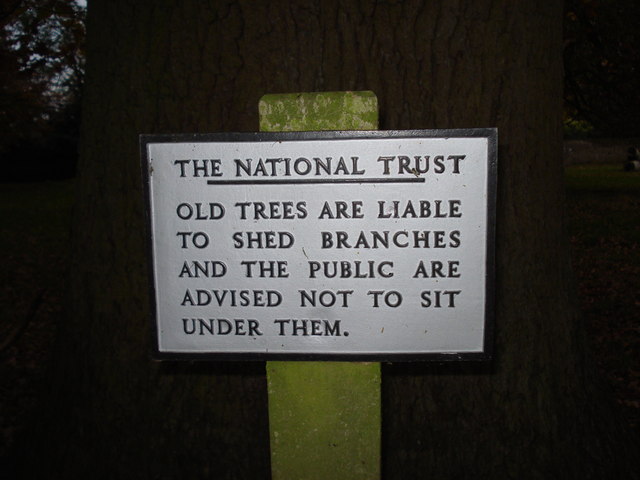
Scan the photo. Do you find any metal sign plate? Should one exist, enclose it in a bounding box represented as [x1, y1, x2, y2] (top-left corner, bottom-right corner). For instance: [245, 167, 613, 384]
[140, 129, 497, 360]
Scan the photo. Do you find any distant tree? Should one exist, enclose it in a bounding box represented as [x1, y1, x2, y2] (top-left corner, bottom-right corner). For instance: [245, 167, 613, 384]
[564, 0, 640, 137]
[0, 0, 84, 178]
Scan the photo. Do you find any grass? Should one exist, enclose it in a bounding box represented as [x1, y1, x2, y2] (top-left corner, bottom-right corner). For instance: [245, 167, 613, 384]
[0, 179, 75, 348]
[0, 179, 75, 462]
[565, 164, 640, 431]
[565, 164, 640, 250]
[565, 163, 640, 193]
[0, 179, 75, 330]
[0, 180, 75, 244]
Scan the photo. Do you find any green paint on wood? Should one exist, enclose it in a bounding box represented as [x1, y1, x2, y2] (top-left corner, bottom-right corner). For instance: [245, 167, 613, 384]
[260, 91, 381, 480]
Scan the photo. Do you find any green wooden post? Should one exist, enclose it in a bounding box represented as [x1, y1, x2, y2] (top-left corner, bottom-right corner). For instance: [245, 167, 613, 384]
[259, 91, 381, 480]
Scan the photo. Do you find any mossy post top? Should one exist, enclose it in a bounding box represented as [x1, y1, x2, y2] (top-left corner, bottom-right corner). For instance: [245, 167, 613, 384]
[259, 91, 378, 132]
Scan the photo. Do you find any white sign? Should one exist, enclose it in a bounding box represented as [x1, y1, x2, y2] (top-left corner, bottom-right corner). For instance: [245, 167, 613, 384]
[141, 130, 496, 360]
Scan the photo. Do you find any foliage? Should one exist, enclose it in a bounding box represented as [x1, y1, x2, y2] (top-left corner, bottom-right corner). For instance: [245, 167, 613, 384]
[564, 0, 640, 137]
[564, 117, 595, 138]
[0, 0, 85, 179]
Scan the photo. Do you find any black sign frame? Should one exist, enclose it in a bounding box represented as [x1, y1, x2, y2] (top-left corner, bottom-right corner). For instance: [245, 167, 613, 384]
[140, 128, 497, 362]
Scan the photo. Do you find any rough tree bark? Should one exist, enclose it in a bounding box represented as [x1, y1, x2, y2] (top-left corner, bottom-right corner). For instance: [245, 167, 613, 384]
[20, 0, 639, 478]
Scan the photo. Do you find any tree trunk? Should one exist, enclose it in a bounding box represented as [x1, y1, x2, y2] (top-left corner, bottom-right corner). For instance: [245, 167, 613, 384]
[22, 0, 639, 478]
